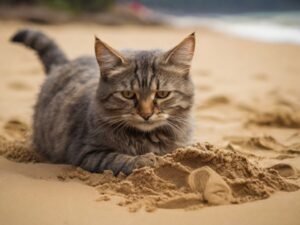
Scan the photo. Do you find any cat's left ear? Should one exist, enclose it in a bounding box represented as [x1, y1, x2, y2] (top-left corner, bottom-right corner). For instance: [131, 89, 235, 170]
[95, 36, 128, 78]
[163, 33, 195, 69]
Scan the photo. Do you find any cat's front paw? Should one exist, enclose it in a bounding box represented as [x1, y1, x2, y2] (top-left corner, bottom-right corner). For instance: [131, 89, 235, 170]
[134, 153, 158, 169]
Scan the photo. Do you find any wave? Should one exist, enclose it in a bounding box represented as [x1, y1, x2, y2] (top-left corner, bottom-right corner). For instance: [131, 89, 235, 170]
[162, 12, 300, 45]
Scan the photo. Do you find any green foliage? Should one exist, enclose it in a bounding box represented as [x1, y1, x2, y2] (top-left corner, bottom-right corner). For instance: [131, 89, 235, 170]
[0, 0, 115, 12]
[40, 0, 115, 12]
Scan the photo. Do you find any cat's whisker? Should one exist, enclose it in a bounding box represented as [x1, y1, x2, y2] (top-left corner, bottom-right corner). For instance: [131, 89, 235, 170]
[166, 119, 188, 136]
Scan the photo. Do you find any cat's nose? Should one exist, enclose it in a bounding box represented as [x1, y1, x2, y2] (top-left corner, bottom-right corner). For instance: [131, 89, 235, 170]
[139, 112, 153, 121]
[138, 98, 154, 121]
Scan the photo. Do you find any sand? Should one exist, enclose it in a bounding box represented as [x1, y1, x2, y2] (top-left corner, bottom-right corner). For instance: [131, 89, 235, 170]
[1, 20, 300, 225]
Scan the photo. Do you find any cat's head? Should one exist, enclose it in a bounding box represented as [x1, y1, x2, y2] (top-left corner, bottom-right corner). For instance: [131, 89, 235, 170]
[95, 33, 195, 132]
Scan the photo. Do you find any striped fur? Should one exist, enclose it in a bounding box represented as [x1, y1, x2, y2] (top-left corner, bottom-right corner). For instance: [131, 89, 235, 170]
[11, 29, 68, 73]
[12, 30, 195, 175]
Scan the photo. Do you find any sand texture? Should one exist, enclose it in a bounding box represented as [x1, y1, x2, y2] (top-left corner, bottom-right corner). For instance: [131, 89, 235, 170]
[1, 21, 300, 225]
[1, 130, 298, 212]
[58, 143, 299, 212]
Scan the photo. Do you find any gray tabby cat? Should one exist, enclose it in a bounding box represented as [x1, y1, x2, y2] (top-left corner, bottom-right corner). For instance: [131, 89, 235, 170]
[11, 29, 195, 175]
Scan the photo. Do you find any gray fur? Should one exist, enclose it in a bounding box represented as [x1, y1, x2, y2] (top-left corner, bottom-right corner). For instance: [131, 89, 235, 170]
[11, 29, 68, 73]
[11, 29, 195, 175]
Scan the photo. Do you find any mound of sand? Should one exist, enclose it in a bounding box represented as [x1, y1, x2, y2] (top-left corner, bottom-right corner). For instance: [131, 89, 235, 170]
[225, 135, 300, 155]
[56, 143, 299, 212]
[0, 136, 41, 163]
[248, 107, 300, 128]
[0, 119, 41, 163]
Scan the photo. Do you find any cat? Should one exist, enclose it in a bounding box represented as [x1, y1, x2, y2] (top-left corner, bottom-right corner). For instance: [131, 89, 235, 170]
[11, 29, 195, 175]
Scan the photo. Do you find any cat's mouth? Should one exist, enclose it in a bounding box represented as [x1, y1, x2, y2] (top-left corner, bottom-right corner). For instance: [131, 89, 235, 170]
[131, 121, 165, 132]
[127, 113, 168, 132]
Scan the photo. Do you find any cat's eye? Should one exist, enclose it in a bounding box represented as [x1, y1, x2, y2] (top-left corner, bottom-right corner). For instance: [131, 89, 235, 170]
[121, 91, 136, 99]
[156, 91, 171, 99]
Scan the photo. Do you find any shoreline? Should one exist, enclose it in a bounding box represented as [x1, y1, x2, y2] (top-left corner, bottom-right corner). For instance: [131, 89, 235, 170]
[1, 6, 300, 45]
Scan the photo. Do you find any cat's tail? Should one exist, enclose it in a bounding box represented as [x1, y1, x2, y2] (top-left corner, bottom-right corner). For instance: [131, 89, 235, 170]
[11, 29, 69, 73]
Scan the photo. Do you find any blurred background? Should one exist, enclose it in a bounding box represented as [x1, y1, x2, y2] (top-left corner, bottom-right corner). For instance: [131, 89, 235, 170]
[1, 0, 300, 44]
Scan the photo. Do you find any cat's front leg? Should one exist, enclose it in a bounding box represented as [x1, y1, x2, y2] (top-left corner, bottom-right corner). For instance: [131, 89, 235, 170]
[100, 152, 158, 175]
[133, 152, 158, 169]
[78, 150, 158, 175]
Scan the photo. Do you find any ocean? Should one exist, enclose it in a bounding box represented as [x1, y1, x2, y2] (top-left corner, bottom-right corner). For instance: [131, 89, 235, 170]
[159, 11, 300, 45]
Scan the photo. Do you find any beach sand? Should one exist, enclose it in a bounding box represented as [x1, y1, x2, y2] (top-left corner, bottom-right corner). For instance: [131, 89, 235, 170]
[0, 21, 300, 225]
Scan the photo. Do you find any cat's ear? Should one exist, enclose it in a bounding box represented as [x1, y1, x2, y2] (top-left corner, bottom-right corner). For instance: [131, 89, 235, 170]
[95, 36, 127, 77]
[163, 33, 195, 69]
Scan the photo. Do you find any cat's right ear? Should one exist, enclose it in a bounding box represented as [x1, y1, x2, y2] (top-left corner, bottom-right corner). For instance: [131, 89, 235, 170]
[95, 36, 127, 78]
[162, 33, 195, 73]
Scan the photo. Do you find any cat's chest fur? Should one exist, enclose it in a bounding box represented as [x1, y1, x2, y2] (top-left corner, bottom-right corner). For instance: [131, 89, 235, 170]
[119, 130, 179, 155]
[88, 120, 182, 156]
